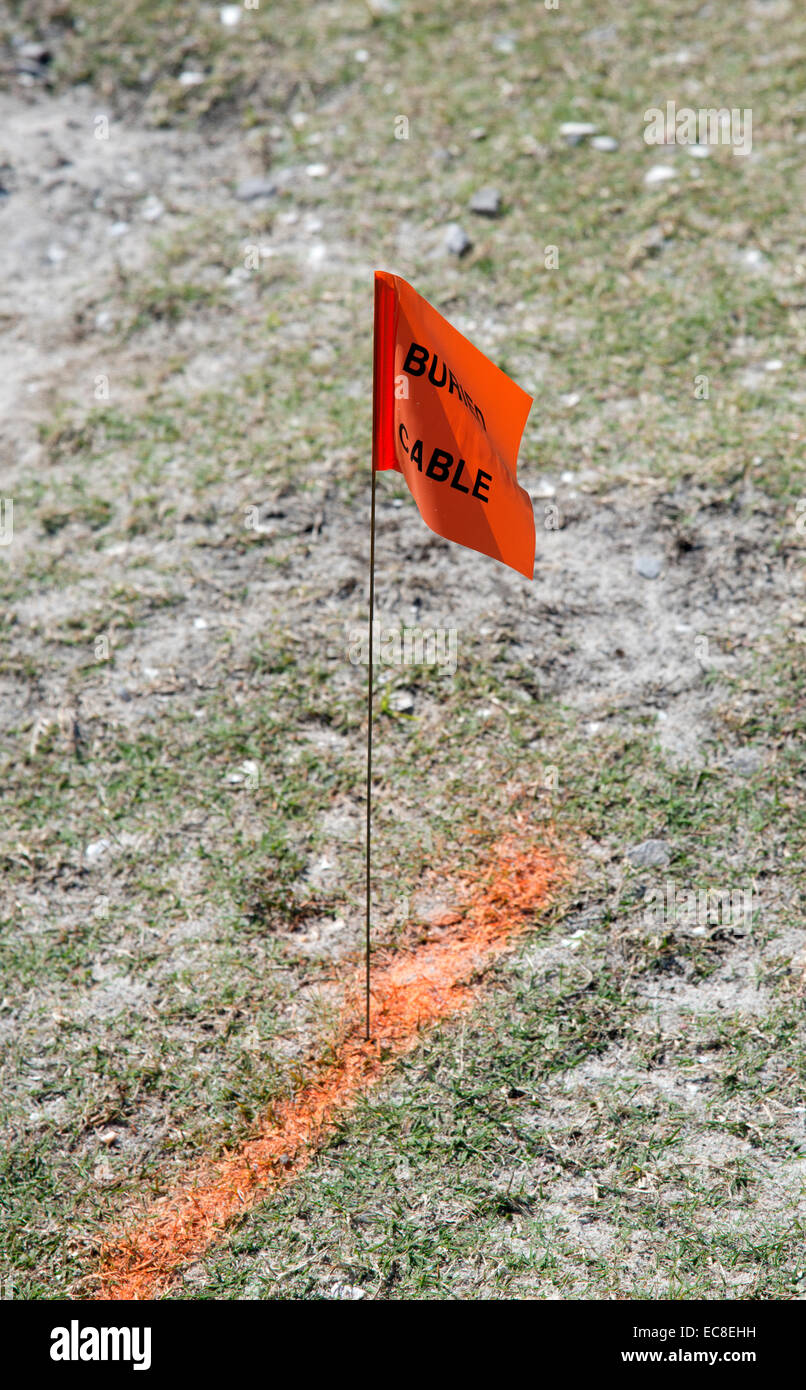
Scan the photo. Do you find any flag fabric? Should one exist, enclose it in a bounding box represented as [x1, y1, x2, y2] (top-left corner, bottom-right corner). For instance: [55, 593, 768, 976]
[372, 270, 536, 579]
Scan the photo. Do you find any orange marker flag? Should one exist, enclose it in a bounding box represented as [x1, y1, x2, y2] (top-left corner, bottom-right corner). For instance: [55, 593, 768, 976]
[372, 270, 535, 579]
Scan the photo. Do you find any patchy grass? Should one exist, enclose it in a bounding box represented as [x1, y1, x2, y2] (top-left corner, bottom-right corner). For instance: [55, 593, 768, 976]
[0, 0, 804, 1298]
[169, 962, 806, 1300]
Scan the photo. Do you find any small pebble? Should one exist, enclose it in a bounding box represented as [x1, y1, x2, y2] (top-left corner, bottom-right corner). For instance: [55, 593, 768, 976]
[390, 689, 415, 713]
[645, 164, 676, 184]
[469, 186, 502, 217]
[627, 839, 672, 868]
[442, 223, 473, 257]
[560, 122, 597, 145]
[85, 838, 112, 863]
[235, 176, 277, 201]
[634, 553, 662, 579]
[17, 42, 51, 63]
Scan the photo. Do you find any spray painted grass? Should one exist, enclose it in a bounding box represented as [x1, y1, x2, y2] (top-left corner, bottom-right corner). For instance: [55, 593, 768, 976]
[94, 835, 568, 1298]
[167, 962, 805, 1302]
[0, 0, 804, 1300]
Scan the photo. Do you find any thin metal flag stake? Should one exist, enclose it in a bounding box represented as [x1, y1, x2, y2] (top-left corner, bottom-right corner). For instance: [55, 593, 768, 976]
[367, 271, 536, 1039]
[365, 466, 377, 1041]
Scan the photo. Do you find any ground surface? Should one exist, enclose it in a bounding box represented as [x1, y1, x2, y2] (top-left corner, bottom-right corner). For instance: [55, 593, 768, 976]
[0, 0, 804, 1299]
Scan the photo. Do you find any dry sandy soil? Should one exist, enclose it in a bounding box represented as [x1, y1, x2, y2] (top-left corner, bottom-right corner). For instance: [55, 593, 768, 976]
[0, 0, 804, 1299]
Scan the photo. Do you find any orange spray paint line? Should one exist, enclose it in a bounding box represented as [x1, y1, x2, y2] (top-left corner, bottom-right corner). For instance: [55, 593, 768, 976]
[94, 833, 567, 1300]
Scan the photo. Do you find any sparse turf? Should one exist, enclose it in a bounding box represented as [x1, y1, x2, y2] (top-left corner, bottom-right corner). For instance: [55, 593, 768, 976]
[0, 0, 803, 1299]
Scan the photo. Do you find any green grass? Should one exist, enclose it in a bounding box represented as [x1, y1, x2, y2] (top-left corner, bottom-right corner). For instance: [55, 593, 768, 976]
[0, 0, 804, 1299]
[3, 613, 800, 1295]
[170, 965, 806, 1300]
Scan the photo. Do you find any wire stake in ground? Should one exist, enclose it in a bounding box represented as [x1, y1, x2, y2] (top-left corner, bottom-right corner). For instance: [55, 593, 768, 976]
[365, 467, 377, 1041]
